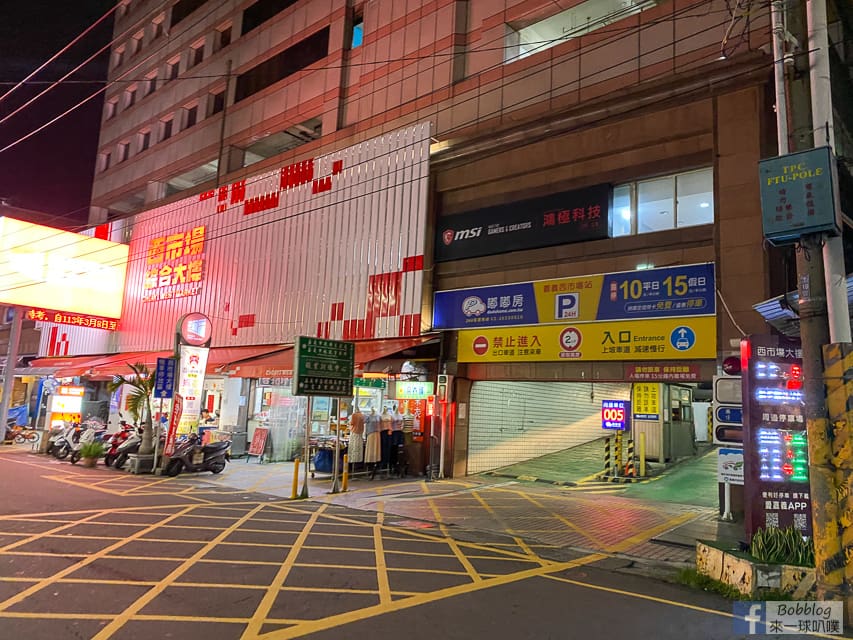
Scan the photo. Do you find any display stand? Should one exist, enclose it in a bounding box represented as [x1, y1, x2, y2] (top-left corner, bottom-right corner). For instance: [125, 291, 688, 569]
[246, 426, 269, 463]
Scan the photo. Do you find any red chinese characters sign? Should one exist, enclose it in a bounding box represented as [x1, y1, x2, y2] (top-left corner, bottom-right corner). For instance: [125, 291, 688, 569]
[626, 364, 701, 381]
[27, 308, 118, 331]
[143, 226, 205, 303]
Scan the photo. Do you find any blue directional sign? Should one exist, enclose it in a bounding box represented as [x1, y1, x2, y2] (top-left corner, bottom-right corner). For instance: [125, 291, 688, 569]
[670, 326, 696, 351]
[715, 405, 743, 426]
[154, 357, 176, 399]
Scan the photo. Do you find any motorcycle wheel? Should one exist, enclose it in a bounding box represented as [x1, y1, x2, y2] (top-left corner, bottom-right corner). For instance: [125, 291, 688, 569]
[103, 454, 115, 467]
[209, 461, 226, 474]
[70, 452, 80, 464]
[13, 434, 25, 444]
[114, 453, 128, 470]
[166, 459, 183, 477]
[54, 445, 70, 460]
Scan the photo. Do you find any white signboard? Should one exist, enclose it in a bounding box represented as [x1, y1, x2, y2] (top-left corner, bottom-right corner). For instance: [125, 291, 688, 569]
[718, 448, 745, 485]
[177, 345, 209, 431]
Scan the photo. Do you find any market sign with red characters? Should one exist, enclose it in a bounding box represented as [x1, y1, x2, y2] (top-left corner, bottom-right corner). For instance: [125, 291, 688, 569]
[26, 308, 119, 331]
[435, 183, 611, 262]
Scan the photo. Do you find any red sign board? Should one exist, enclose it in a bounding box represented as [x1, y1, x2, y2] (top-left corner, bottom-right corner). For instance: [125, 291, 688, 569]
[625, 364, 701, 381]
[248, 427, 268, 456]
[27, 308, 119, 330]
[164, 393, 183, 456]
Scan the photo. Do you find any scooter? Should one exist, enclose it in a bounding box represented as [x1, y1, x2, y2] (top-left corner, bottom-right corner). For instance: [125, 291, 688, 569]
[165, 432, 230, 477]
[112, 426, 143, 470]
[50, 422, 81, 460]
[68, 423, 107, 464]
[104, 417, 136, 467]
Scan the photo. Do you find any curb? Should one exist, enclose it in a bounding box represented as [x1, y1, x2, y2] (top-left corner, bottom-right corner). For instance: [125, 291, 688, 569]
[594, 474, 647, 484]
[485, 472, 579, 487]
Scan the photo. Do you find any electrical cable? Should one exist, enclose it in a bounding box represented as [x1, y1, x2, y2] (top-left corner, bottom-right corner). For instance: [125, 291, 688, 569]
[0, 0, 767, 275]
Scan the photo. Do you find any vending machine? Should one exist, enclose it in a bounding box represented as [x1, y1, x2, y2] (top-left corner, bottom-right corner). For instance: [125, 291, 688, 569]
[741, 335, 812, 539]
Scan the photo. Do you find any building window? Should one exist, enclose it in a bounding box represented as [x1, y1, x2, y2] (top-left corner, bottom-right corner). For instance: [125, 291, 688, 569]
[99, 151, 112, 172]
[242, 116, 322, 167]
[350, 12, 364, 49]
[104, 97, 118, 120]
[214, 23, 232, 52]
[189, 41, 205, 68]
[209, 89, 225, 115]
[143, 70, 158, 97]
[505, 0, 659, 63]
[138, 129, 151, 152]
[117, 141, 130, 163]
[151, 14, 165, 40]
[124, 84, 138, 109]
[242, 0, 300, 36]
[235, 27, 330, 102]
[112, 45, 126, 69]
[160, 116, 174, 141]
[171, 0, 208, 28]
[611, 168, 714, 237]
[165, 159, 219, 196]
[165, 57, 180, 83]
[184, 103, 199, 129]
[130, 30, 144, 56]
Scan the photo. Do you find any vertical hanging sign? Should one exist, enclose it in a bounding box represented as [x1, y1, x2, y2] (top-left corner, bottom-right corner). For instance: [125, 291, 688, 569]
[175, 313, 212, 432]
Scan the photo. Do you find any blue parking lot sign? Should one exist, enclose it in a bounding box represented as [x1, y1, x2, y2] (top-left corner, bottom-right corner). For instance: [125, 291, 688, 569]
[154, 357, 176, 398]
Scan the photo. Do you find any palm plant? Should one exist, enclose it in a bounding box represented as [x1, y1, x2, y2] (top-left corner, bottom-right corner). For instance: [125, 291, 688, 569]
[107, 362, 156, 455]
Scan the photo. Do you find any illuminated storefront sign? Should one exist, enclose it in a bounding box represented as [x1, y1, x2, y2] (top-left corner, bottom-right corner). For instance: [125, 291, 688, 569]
[27, 308, 118, 331]
[0, 217, 128, 319]
[394, 381, 434, 400]
[626, 364, 701, 382]
[177, 345, 210, 432]
[457, 316, 716, 362]
[143, 226, 205, 303]
[601, 400, 630, 430]
[433, 263, 715, 330]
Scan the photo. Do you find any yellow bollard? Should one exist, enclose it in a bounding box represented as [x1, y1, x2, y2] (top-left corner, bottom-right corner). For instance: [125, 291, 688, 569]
[639, 433, 646, 478]
[341, 454, 349, 492]
[291, 458, 300, 500]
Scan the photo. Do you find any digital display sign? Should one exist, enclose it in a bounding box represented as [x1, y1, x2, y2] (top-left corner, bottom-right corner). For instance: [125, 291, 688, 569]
[0, 217, 128, 319]
[602, 400, 630, 430]
[742, 335, 812, 538]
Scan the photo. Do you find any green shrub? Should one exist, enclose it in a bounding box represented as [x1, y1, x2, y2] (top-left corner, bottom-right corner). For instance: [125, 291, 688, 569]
[80, 441, 105, 459]
[750, 526, 815, 567]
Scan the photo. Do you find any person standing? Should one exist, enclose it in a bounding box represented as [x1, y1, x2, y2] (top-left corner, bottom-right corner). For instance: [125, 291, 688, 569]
[348, 407, 365, 470]
[379, 407, 393, 477]
[390, 404, 404, 470]
[364, 408, 381, 479]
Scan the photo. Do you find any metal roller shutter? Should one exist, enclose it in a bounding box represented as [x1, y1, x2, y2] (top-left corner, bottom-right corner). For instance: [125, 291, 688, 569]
[468, 380, 631, 474]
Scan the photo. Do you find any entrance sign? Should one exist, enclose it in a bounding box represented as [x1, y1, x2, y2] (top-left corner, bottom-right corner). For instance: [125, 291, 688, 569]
[758, 146, 840, 244]
[293, 336, 355, 397]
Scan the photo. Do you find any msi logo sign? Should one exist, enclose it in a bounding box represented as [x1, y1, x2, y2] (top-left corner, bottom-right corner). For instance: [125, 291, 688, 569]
[442, 227, 482, 245]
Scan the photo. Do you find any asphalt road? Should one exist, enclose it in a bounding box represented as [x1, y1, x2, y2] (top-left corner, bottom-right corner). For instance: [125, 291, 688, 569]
[0, 448, 835, 640]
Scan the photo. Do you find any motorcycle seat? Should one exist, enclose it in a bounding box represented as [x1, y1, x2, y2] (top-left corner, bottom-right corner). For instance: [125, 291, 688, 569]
[202, 441, 230, 453]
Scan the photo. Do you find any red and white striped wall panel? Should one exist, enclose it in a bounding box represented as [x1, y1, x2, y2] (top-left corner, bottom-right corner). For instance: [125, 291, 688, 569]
[117, 122, 431, 351]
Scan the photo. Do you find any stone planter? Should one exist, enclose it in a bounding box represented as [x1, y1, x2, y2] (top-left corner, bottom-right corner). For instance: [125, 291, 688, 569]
[696, 541, 815, 597]
[82, 457, 98, 468]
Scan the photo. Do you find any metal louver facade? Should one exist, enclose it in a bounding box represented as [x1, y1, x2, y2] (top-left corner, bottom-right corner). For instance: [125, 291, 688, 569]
[112, 123, 431, 351]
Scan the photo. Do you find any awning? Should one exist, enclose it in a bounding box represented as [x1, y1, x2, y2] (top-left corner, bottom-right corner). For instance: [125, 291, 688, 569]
[754, 274, 853, 338]
[88, 351, 174, 379]
[206, 345, 287, 374]
[22, 354, 114, 377]
[223, 336, 437, 379]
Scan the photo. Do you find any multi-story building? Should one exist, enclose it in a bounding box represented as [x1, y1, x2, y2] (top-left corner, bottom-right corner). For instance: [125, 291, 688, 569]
[41, 0, 850, 475]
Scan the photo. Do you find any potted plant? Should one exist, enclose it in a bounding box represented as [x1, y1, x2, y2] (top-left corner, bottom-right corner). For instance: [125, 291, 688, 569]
[80, 441, 105, 468]
[107, 363, 156, 456]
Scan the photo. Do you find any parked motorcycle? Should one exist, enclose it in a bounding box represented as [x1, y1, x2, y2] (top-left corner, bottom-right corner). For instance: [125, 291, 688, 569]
[165, 432, 230, 477]
[69, 423, 108, 464]
[50, 422, 81, 460]
[112, 426, 143, 470]
[103, 416, 136, 467]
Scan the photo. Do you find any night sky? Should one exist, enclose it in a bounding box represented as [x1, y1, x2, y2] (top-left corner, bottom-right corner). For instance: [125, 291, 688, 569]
[0, 0, 115, 227]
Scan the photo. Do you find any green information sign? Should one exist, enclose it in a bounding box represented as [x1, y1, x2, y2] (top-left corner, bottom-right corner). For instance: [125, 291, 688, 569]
[353, 377, 387, 389]
[293, 336, 355, 397]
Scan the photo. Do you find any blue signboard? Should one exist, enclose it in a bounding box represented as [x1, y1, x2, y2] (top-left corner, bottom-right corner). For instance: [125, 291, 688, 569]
[758, 146, 840, 245]
[601, 400, 630, 431]
[433, 283, 538, 329]
[715, 405, 743, 426]
[154, 357, 176, 399]
[595, 263, 716, 320]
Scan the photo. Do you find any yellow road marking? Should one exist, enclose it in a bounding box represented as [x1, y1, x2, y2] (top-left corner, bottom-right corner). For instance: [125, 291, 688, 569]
[373, 512, 391, 606]
[91, 503, 268, 640]
[470, 489, 549, 566]
[0, 509, 111, 553]
[121, 477, 175, 494]
[258, 552, 605, 640]
[240, 504, 328, 639]
[0, 505, 197, 613]
[506, 489, 607, 549]
[606, 511, 698, 554]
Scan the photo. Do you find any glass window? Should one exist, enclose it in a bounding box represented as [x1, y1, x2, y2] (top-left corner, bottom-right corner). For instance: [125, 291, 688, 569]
[611, 184, 632, 237]
[190, 43, 204, 68]
[676, 168, 714, 228]
[117, 142, 130, 163]
[138, 129, 151, 152]
[143, 71, 157, 96]
[210, 90, 225, 115]
[350, 17, 364, 49]
[104, 98, 118, 120]
[184, 104, 198, 129]
[215, 24, 232, 52]
[160, 116, 174, 141]
[637, 176, 674, 234]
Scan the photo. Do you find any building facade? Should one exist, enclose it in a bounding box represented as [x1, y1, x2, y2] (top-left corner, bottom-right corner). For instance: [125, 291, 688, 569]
[32, 0, 848, 473]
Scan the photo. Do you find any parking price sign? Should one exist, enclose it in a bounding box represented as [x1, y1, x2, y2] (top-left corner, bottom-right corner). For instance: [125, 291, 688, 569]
[293, 336, 355, 397]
